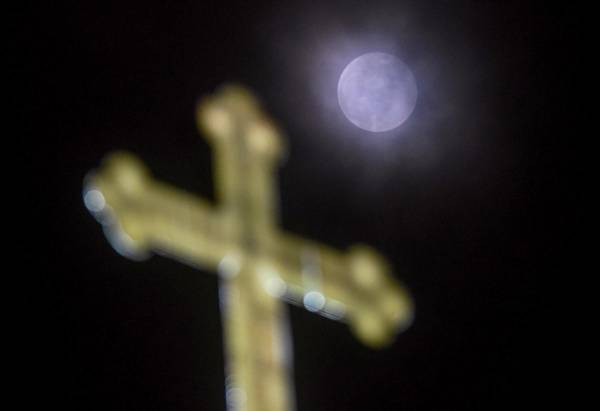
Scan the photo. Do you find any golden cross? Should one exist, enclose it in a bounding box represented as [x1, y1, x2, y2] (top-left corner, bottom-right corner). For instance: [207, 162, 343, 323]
[83, 84, 414, 411]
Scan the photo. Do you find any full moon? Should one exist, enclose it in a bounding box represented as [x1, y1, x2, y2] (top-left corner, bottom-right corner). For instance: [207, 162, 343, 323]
[337, 52, 417, 132]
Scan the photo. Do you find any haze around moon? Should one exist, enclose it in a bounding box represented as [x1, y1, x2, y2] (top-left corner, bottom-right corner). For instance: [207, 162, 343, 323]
[337, 52, 417, 132]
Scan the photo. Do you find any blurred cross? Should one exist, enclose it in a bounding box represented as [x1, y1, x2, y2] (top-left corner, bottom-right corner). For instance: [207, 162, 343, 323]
[83, 84, 414, 411]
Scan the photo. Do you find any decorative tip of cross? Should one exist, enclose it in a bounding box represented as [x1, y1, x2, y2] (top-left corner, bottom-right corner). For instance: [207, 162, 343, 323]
[196, 83, 286, 163]
[84, 83, 414, 411]
[346, 245, 414, 347]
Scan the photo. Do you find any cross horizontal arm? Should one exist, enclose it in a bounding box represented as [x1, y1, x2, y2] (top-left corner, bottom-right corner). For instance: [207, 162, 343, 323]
[83, 151, 233, 270]
[83, 150, 413, 348]
[263, 233, 414, 348]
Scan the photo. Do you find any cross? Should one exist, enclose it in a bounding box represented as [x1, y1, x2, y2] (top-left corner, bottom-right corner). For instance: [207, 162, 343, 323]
[83, 84, 414, 411]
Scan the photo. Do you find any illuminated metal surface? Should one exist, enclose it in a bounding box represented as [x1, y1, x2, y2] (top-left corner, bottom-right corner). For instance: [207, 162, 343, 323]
[83, 84, 414, 411]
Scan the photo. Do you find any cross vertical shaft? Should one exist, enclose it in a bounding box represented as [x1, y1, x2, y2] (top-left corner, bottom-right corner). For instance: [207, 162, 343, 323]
[198, 86, 293, 411]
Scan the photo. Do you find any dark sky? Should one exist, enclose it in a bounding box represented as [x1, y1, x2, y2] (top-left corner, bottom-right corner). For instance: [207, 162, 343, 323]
[28, 1, 569, 410]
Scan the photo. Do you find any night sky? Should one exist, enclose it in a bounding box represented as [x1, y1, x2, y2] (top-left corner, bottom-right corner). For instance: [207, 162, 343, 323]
[28, 1, 569, 410]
